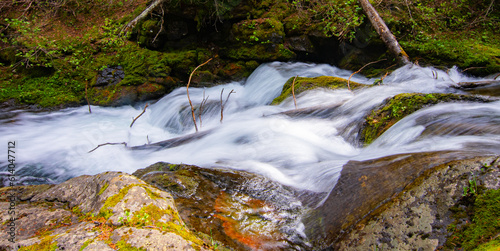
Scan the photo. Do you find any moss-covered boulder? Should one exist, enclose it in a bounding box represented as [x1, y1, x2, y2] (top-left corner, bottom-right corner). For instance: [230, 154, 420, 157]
[272, 75, 365, 104]
[305, 152, 500, 250]
[0, 172, 209, 250]
[221, 18, 296, 61]
[334, 154, 500, 250]
[361, 93, 495, 145]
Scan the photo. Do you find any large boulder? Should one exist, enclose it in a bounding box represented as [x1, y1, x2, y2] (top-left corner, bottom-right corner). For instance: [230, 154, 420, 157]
[0, 172, 208, 250]
[304, 152, 500, 250]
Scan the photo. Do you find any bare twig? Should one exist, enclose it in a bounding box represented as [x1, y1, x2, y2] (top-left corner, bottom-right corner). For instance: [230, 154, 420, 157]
[291, 75, 298, 109]
[494, 73, 500, 80]
[88, 142, 127, 153]
[220, 88, 235, 123]
[347, 59, 386, 90]
[85, 81, 91, 114]
[152, 6, 165, 43]
[130, 103, 149, 128]
[462, 66, 486, 73]
[198, 89, 209, 128]
[187, 58, 213, 132]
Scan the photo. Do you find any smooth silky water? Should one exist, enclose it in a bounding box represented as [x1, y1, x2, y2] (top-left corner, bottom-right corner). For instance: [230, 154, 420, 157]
[1, 62, 499, 248]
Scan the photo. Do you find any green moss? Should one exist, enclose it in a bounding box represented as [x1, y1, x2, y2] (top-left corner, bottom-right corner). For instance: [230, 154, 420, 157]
[402, 34, 500, 75]
[19, 235, 58, 251]
[0, 75, 85, 107]
[361, 93, 492, 145]
[272, 76, 365, 104]
[98, 182, 109, 196]
[446, 189, 500, 250]
[99, 184, 136, 219]
[475, 238, 500, 251]
[78, 238, 94, 251]
[115, 239, 146, 251]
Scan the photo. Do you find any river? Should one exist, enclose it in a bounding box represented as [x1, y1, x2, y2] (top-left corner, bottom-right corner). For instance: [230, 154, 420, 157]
[1, 62, 499, 197]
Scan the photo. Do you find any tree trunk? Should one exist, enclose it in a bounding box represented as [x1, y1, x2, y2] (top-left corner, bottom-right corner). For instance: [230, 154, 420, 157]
[121, 0, 168, 35]
[358, 0, 410, 64]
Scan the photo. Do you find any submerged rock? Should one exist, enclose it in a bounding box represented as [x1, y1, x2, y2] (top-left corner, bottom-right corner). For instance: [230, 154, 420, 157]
[272, 75, 365, 104]
[0, 172, 208, 250]
[361, 93, 496, 145]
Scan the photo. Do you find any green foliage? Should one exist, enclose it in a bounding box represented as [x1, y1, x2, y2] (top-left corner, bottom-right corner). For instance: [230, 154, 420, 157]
[463, 173, 478, 197]
[447, 189, 500, 250]
[290, 0, 365, 40]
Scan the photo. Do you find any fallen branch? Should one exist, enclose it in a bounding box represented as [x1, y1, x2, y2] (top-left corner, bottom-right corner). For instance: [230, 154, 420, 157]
[88, 142, 127, 153]
[121, 0, 169, 35]
[187, 58, 213, 132]
[358, 0, 410, 64]
[220, 88, 235, 123]
[130, 103, 149, 128]
[348, 59, 386, 90]
[494, 73, 500, 80]
[291, 75, 298, 109]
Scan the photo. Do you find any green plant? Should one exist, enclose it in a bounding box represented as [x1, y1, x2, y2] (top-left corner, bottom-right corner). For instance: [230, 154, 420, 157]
[463, 173, 478, 197]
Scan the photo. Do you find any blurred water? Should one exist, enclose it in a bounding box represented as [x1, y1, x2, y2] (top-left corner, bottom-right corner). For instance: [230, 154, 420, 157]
[1, 62, 498, 195]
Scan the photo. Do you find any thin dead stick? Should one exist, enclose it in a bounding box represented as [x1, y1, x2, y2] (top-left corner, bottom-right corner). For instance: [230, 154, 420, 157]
[187, 58, 213, 132]
[198, 89, 209, 128]
[220, 88, 235, 123]
[85, 81, 91, 114]
[291, 75, 298, 109]
[347, 59, 386, 90]
[152, 6, 165, 43]
[494, 73, 500, 80]
[462, 66, 486, 73]
[88, 142, 127, 153]
[130, 103, 149, 128]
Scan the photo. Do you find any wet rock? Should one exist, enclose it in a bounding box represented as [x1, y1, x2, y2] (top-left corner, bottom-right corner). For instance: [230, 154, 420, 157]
[361, 93, 496, 145]
[133, 162, 311, 251]
[272, 75, 365, 104]
[94, 66, 125, 87]
[454, 80, 500, 97]
[304, 152, 500, 250]
[0, 171, 208, 251]
[285, 35, 315, 53]
[335, 155, 500, 250]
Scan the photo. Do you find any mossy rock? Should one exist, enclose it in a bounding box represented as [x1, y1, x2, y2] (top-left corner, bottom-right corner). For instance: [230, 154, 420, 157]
[361, 93, 494, 145]
[272, 76, 365, 105]
[445, 188, 500, 250]
[222, 43, 295, 62]
[231, 18, 285, 45]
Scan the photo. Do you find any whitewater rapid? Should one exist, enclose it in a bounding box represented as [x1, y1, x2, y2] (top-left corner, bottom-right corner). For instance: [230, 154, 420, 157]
[1, 62, 499, 194]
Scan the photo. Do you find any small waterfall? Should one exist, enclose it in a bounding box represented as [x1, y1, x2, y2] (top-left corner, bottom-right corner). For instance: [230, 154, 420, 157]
[0, 62, 498, 194]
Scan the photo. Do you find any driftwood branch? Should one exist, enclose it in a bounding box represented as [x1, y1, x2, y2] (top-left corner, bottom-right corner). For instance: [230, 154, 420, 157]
[291, 75, 298, 109]
[130, 103, 149, 128]
[220, 88, 235, 123]
[88, 142, 127, 153]
[187, 58, 213, 132]
[358, 0, 410, 64]
[348, 59, 386, 90]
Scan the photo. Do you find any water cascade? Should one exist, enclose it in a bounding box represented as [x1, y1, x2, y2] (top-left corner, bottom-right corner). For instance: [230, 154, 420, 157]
[1, 62, 499, 249]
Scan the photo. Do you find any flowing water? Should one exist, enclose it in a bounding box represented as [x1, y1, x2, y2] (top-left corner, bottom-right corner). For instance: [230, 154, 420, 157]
[1, 62, 499, 248]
